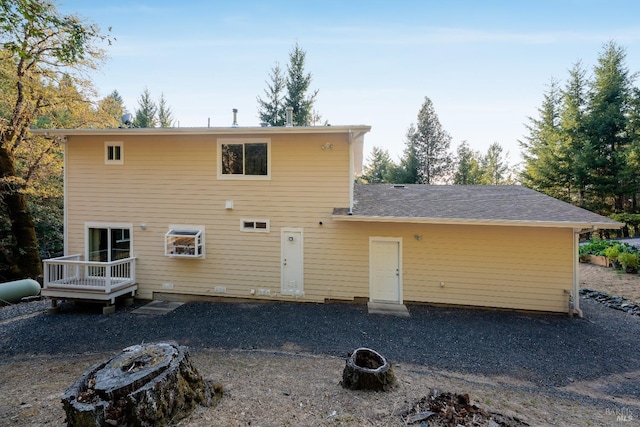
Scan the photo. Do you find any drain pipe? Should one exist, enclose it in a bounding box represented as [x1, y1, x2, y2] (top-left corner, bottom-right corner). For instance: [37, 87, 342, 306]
[348, 130, 354, 215]
[572, 227, 598, 318]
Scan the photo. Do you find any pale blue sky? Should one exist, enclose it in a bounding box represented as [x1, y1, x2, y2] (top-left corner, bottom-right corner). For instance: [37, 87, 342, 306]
[59, 0, 640, 165]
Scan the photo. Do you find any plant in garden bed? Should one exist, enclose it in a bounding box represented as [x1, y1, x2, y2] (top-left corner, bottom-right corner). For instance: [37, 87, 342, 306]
[618, 252, 639, 274]
[605, 245, 622, 269]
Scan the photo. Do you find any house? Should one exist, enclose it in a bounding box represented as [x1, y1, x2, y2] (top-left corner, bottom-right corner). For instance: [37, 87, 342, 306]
[34, 122, 620, 316]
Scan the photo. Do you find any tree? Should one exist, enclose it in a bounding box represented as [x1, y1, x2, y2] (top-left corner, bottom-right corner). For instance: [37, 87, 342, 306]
[97, 90, 125, 127]
[0, 0, 109, 279]
[284, 43, 318, 126]
[405, 97, 453, 184]
[257, 62, 286, 126]
[388, 134, 421, 184]
[585, 41, 633, 212]
[134, 87, 157, 128]
[157, 92, 174, 127]
[258, 44, 319, 126]
[481, 142, 509, 185]
[453, 142, 483, 185]
[360, 146, 394, 183]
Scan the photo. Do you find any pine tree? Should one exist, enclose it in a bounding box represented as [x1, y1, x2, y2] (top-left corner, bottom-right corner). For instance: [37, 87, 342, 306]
[157, 92, 174, 127]
[481, 142, 509, 185]
[257, 62, 286, 126]
[284, 43, 318, 126]
[453, 142, 483, 184]
[406, 97, 453, 184]
[361, 147, 394, 183]
[388, 132, 421, 184]
[134, 87, 157, 128]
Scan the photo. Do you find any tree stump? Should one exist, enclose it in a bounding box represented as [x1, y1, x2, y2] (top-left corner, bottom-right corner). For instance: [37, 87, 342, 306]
[341, 347, 397, 391]
[62, 341, 222, 426]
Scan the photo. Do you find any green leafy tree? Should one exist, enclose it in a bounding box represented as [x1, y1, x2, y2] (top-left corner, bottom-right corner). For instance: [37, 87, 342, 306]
[0, 0, 109, 279]
[257, 62, 286, 126]
[157, 92, 174, 127]
[360, 146, 394, 183]
[405, 96, 453, 184]
[453, 142, 483, 185]
[134, 87, 157, 128]
[97, 90, 125, 127]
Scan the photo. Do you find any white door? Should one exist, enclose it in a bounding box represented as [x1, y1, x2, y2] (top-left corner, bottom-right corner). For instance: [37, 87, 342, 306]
[370, 238, 401, 303]
[281, 228, 304, 296]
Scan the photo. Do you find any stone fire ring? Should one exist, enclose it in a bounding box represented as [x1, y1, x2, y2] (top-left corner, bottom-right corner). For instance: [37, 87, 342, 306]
[62, 341, 221, 427]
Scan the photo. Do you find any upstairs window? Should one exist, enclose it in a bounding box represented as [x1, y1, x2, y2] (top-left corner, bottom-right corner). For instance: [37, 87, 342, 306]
[105, 141, 124, 165]
[218, 139, 270, 179]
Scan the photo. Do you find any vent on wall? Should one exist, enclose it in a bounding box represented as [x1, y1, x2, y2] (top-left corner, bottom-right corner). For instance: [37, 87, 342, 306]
[393, 184, 406, 189]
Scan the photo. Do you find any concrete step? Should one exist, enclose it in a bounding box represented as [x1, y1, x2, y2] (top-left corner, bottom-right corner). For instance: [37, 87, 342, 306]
[367, 301, 410, 317]
[132, 300, 184, 315]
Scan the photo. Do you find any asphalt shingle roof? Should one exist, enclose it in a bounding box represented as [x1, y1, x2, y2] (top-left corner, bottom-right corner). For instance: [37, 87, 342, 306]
[333, 184, 620, 228]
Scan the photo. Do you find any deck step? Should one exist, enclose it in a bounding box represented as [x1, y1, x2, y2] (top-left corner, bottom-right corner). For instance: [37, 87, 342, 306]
[367, 301, 410, 317]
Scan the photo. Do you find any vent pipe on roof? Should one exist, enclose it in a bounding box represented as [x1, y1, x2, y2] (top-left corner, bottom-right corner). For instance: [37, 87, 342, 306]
[285, 106, 293, 127]
[232, 109, 238, 127]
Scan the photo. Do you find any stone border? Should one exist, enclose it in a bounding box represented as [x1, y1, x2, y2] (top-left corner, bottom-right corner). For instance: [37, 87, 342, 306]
[580, 288, 640, 316]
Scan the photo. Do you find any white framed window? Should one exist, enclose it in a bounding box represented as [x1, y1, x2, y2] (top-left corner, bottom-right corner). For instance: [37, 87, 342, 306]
[217, 138, 271, 180]
[85, 222, 133, 262]
[240, 218, 270, 233]
[105, 141, 124, 165]
[165, 225, 205, 258]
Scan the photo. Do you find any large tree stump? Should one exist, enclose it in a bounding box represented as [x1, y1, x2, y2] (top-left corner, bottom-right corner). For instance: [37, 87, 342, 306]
[341, 347, 397, 391]
[62, 341, 222, 426]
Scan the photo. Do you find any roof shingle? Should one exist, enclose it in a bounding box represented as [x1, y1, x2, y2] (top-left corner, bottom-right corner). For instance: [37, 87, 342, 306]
[333, 184, 620, 229]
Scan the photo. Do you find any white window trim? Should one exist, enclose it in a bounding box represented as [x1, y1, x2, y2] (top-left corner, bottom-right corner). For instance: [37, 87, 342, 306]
[240, 218, 270, 233]
[166, 224, 206, 258]
[84, 222, 134, 260]
[217, 138, 271, 180]
[105, 141, 124, 165]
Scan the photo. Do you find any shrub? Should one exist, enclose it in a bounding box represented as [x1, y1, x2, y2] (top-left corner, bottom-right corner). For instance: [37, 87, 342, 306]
[604, 245, 621, 261]
[618, 252, 638, 269]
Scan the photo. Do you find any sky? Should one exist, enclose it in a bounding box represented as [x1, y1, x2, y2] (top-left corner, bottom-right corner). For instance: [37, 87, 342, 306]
[57, 0, 640, 166]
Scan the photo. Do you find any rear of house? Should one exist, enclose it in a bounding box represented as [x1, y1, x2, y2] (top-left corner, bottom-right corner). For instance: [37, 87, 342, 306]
[37, 125, 619, 315]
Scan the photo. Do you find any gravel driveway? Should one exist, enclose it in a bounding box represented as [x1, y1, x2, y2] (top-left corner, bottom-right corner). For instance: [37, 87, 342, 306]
[1, 297, 639, 395]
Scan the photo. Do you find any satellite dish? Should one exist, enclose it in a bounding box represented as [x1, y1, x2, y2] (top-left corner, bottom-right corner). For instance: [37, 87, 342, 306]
[122, 113, 133, 127]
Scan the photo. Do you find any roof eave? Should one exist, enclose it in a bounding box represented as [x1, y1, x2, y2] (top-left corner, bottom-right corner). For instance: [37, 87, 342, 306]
[30, 125, 372, 137]
[331, 214, 623, 229]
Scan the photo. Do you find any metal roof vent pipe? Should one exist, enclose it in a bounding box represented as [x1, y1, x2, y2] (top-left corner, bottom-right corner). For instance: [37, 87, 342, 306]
[285, 106, 293, 127]
[232, 108, 238, 127]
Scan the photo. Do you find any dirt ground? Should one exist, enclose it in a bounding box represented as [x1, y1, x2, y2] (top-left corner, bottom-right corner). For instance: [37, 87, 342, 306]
[1, 264, 638, 426]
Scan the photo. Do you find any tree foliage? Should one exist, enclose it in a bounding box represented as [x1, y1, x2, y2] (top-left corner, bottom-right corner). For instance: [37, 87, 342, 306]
[257, 43, 319, 126]
[0, 0, 109, 279]
[360, 146, 394, 183]
[134, 87, 157, 128]
[521, 42, 640, 215]
[403, 96, 453, 184]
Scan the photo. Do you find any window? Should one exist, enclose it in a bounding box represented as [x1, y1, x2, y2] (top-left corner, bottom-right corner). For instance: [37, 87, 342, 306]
[87, 224, 132, 262]
[218, 139, 270, 179]
[240, 218, 270, 233]
[105, 141, 124, 165]
[165, 227, 205, 258]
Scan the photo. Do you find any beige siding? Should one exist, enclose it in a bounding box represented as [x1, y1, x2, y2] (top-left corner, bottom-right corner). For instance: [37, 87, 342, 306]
[65, 131, 574, 313]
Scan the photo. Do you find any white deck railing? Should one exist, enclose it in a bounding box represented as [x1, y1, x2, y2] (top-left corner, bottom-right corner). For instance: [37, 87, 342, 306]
[43, 254, 137, 293]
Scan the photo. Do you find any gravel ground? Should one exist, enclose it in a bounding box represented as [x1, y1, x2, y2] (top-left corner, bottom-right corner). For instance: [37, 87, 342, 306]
[1, 296, 639, 399]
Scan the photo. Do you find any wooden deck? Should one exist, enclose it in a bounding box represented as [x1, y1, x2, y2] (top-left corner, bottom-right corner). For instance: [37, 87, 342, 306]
[43, 255, 137, 305]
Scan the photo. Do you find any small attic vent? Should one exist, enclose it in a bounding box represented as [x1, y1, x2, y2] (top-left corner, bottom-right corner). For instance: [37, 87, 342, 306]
[393, 185, 406, 189]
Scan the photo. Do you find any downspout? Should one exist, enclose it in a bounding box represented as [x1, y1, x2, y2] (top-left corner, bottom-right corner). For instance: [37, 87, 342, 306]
[348, 130, 354, 215]
[572, 231, 583, 318]
[572, 226, 598, 318]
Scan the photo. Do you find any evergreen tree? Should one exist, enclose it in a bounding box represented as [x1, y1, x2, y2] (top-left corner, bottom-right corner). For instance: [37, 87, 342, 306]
[586, 41, 633, 213]
[453, 142, 483, 185]
[157, 92, 174, 127]
[388, 132, 421, 184]
[284, 43, 318, 126]
[520, 79, 567, 199]
[134, 87, 157, 128]
[481, 142, 509, 185]
[405, 97, 453, 184]
[257, 62, 286, 126]
[361, 146, 394, 183]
